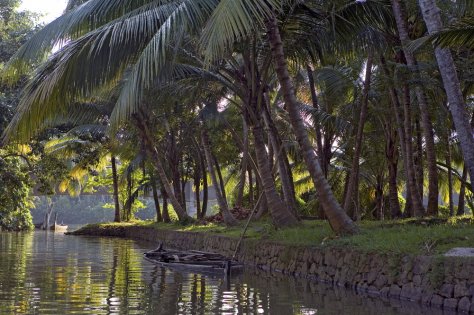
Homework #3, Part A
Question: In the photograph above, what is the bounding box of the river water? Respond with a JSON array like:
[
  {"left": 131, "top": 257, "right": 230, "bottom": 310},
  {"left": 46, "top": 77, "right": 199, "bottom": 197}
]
[{"left": 0, "top": 232, "right": 453, "bottom": 314}]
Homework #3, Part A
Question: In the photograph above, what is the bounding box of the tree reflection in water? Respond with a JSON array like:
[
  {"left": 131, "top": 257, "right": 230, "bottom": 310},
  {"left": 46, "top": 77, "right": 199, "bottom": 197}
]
[{"left": 0, "top": 232, "right": 454, "bottom": 315}]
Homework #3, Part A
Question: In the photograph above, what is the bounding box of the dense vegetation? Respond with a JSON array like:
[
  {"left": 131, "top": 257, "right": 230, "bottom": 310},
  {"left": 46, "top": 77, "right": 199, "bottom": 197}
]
[{"left": 0, "top": 0, "right": 473, "bottom": 234}]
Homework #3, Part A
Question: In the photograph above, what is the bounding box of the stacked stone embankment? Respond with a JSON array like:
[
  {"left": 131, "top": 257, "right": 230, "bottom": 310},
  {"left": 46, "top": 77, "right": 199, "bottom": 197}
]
[{"left": 72, "top": 225, "right": 474, "bottom": 313}]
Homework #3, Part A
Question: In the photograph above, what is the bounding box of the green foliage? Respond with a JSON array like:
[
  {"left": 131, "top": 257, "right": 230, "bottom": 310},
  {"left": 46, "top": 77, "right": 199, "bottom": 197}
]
[
  {"left": 31, "top": 195, "right": 157, "bottom": 225},
  {"left": 0, "top": 155, "right": 33, "bottom": 231}
]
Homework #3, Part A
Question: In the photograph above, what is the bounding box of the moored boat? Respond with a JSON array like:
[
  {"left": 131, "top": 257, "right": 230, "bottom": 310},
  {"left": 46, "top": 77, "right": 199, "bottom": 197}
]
[
  {"left": 144, "top": 244, "right": 243, "bottom": 275},
  {"left": 50, "top": 222, "right": 68, "bottom": 232}
]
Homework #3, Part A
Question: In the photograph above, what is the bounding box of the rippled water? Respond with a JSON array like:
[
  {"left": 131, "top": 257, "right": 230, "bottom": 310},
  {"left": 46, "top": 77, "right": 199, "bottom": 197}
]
[{"left": 0, "top": 232, "right": 453, "bottom": 314}]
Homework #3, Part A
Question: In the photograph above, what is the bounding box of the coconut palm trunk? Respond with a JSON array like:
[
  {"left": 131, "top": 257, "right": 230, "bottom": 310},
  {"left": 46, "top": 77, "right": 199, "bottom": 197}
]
[
  {"left": 262, "top": 97, "right": 298, "bottom": 217},
  {"left": 343, "top": 51, "right": 374, "bottom": 220},
  {"left": 200, "top": 151, "right": 209, "bottom": 218},
  {"left": 135, "top": 116, "right": 192, "bottom": 222},
  {"left": 266, "top": 16, "right": 358, "bottom": 234},
  {"left": 235, "top": 118, "right": 249, "bottom": 208},
  {"left": 457, "top": 166, "right": 468, "bottom": 216},
  {"left": 201, "top": 128, "right": 238, "bottom": 226},
  {"left": 380, "top": 56, "right": 420, "bottom": 217},
  {"left": 418, "top": 0, "right": 474, "bottom": 185},
  {"left": 251, "top": 117, "right": 298, "bottom": 227},
  {"left": 306, "top": 64, "right": 325, "bottom": 166},
  {"left": 161, "top": 187, "right": 171, "bottom": 223},
  {"left": 194, "top": 165, "right": 201, "bottom": 219},
  {"left": 414, "top": 120, "right": 424, "bottom": 198},
  {"left": 446, "top": 139, "right": 454, "bottom": 216},
  {"left": 402, "top": 85, "right": 425, "bottom": 217},
  {"left": 384, "top": 121, "right": 402, "bottom": 218},
  {"left": 151, "top": 174, "right": 162, "bottom": 222},
  {"left": 111, "top": 155, "right": 121, "bottom": 223},
  {"left": 392, "top": 0, "right": 438, "bottom": 216}
]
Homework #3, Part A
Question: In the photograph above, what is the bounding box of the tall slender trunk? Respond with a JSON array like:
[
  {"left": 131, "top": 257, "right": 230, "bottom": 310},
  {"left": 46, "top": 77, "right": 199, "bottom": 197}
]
[
  {"left": 403, "top": 85, "right": 425, "bottom": 217},
  {"left": 125, "top": 170, "right": 132, "bottom": 221},
  {"left": 414, "top": 119, "right": 424, "bottom": 199},
  {"left": 392, "top": 0, "right": 438, "bottom": 215},
  {"left": 381, "top": 56, "right": 417, "bottom": 217},
  {"left": 212, "top": 153, "right": 227, "bottom": 203},
  {"left": 161, "top": 187, "right": 170, "bottom": 223},
  {"left": 306, "top": 64, "right": 324, "bottom": 166},
  {"left": 375, "top": 174, "right": 385, "bottom": 220},
  {"left": 201, "top": 151, "right": 208, "bottom": 218},
  {"left": 445, "top": 137, "right": 454, "bottom": 216},
  {"left": 111, "top": 155, "right": 121, "bottom": 223},
  {"left": 266, "top": 16, "right": 358, "bottom": 234},
  {"left": 418, "top": 0, "right": 474, "bottom": 185},
  {"left": 262, "top": 97, "right": 298, "bottom": 217},
  {"left": 169, "top": 132, "right": 185, "bottom": 210},
  {"left": 248, "top": 166, "right": 254, "bottom": 207},
  {"left": 135, "top": 115, "right": 192, "bottom": 222},
  {"left": 151, "top": 174, "right": 162, "bottom": 222},
  {"left": 343, "top": 51, "right": 374, "bottom": 220},
  {"left": 181, "top": 172, "right": 187, "bottom": 212},
  {"left": 385, "top": 122, "right": 402, "bottom": 218},
  {"left": 201, "top": 128, "right": 238, "bottom": 226},
  {"left": 457, "top": 166, "right": 467, "bottom": 216},
  {"left": 235, "top": 118, "right": 249, "bottom": 208},
  {"left": 194, "top": 165, "right": 201, "bottom": 219},
  {"left": 251, "top": 120, "right": 298, "bottom": 227}
]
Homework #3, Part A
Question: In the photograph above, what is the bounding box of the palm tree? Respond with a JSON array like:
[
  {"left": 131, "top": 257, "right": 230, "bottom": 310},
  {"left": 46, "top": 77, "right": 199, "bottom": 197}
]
[
  {"left": 200, "top": 126, "right": 238, "bottom": 226},
  {"left": 391, "top": 0, "right": 437, "bottom": 217},
  {"left": 265, "top": 15, "right": 357, "bottom": 234},
  {"left": 417, "top": 0, "right": 474, "bottom": 185},
  {"left": 1, "top": 0, "right": 364, "bottom": 233}
]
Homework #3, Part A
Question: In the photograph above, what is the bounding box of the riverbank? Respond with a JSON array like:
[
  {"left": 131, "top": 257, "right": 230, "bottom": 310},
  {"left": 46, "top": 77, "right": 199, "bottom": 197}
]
[{"left": 70, "top": 218, "right": 474, "bottom": 313}]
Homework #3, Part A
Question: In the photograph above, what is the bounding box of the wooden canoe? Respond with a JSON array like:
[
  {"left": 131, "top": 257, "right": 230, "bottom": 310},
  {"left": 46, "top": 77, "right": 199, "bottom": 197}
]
[{"left": 144, "top": 245, "right": 243, "bottom": 274}]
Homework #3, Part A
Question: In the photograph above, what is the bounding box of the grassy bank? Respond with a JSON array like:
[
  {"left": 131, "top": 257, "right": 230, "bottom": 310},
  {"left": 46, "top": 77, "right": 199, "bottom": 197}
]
[{"left": 72, "top": 216, "right": 474, "bottom": 256}]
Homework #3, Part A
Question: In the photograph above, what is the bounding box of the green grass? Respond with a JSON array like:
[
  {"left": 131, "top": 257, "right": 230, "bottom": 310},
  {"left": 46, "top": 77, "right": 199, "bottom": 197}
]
[{"left": 74, "top": 216, "right": 474, "bottom": 256}]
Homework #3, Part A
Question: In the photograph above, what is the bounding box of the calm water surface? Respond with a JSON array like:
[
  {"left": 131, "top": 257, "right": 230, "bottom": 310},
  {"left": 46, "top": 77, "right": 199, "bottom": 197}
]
[{"left": 0, "top": 232, "right": 453, "bottom": 314}]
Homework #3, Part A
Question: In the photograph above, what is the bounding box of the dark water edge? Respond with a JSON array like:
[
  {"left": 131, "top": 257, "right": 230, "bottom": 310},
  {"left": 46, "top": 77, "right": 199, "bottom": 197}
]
[{"left": 0, "top": 231, "right": 459, "bottom": 314}]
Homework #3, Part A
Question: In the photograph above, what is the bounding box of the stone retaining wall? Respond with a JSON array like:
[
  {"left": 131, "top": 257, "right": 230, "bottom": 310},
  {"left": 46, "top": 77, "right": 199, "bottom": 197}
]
[{"left": 73, "top": 225, "right": 474, "bottom": 313}]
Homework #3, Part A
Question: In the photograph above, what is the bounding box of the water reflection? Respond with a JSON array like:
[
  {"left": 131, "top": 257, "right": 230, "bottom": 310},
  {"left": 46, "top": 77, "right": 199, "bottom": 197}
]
[{"left": 0, "top": 232, "right": 457, "bottom": 314}]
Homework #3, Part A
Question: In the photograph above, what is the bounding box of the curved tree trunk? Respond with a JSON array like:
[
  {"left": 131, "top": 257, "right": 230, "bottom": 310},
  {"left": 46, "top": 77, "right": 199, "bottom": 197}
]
[
  {"left": 135, "top": 115, "right": 192, "bottom": 222},
  {"left": 251, "top": 121, "right": 298, "bottom": 227},
  {"left": 418, "top": 0, "right": 474, "bottom": 186},
  {"left": 266, "top": 16, "right": 358, "bottom": 235},
  {"left": 262, "top": 97, "right": 298, "bottom": 217},
  {"left": 201, "top": 128, "right": 238, "bottom": 226},
  {"left": 392, "top": 0, "right": 438, "bottom": 216},
  {"left": 343, "top": 51, "right": 374, "bottom": 220},
  {"left": 111, "top": 155, "right": 121, "bottom": 223}
]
